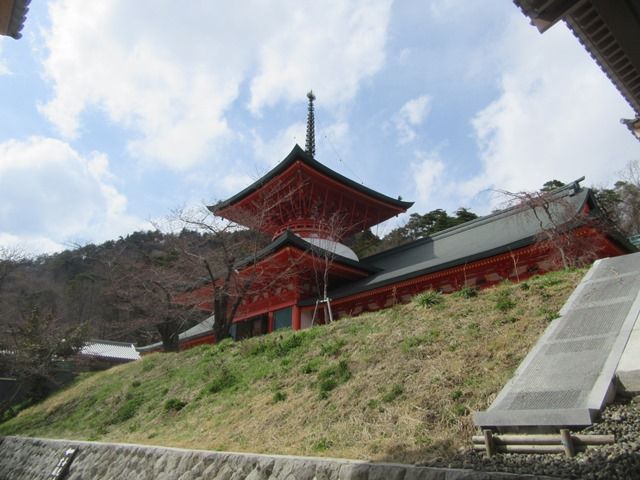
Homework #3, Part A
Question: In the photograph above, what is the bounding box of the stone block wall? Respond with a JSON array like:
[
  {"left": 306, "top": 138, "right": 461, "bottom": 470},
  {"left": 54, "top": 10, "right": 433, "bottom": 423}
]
[{"left": 0, "top": 436, "right": 556, "bottom": 480}]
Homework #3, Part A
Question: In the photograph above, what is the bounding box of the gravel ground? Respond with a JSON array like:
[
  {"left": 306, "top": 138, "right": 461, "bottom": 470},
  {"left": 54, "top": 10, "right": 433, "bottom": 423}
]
[{"left": 423, "top": 396, "right": 640, "bottom": 479}]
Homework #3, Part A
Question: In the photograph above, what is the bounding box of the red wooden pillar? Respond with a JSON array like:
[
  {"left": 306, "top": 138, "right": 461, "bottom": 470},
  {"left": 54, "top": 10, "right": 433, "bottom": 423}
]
[
  {"left": 267, "top": 311, "right": 274, "bottom": 333},
  {"left": 292, "top": 305, "right": 301, "bottom": 331}
]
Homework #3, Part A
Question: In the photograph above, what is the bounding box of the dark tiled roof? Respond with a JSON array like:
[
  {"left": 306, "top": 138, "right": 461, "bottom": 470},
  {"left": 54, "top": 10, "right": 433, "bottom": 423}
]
[
  {"left": 1, "top": 0, "right": 30, "bottom": 39},
  {"left": 209, "top": 144, "right": 413, "bottom": 213},
  {"left": 234, "top": 229, "right": 381, "bottom": 274},
  {"left": 305, "top": 180, "right": 627, "bottom": 304},
  {"left": 137, "top": 316, "right": 216, "bottom": 353}
]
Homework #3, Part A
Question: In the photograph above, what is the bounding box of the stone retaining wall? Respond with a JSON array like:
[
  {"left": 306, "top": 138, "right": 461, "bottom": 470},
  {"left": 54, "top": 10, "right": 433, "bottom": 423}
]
[{"left": 0, "top": 436, "right": 559, "bottom": 480}]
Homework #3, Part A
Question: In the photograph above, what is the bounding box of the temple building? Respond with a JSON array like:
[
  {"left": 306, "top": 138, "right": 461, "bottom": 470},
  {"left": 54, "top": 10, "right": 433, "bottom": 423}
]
[{"left": 139, "top": 93, "right": 634, "bottom": 353}]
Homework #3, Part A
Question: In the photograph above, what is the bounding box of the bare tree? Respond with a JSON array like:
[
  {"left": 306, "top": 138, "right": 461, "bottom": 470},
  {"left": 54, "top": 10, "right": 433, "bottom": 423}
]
[
  {"left": 0, "top": 307, "right": 87, "bottom": 418},
  {"left": 309, "top": 211, "right": 351, "bottom": 325},
  {"left": 103, "top": 231, "right": 204, "bottom": 352},
  {"left": 497, "top": 184, "right": 610, "bottom": 269},
  {"left": 173, "top": 206, "right": 300, "bottom": 343},
  {"left": 0, "top": 246, "right": 25, "bottom": 293},
  {"left": 609, "top": 160, "right": 640, "bottom": 236}
]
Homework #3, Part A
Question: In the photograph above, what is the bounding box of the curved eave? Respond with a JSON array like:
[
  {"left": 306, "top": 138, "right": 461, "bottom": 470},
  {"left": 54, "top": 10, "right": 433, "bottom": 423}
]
[
  {"left": 0, "top": 0, "right": 30, "bottom": 39},
  {"left": 234, "top": 230, "right": 381, "bottom": 275},
  {"left": 209, "top": 144, "right": 413, "bottom": 214},
  {"left": 564, "top": 1, "right": 640, "bottom": 117}
]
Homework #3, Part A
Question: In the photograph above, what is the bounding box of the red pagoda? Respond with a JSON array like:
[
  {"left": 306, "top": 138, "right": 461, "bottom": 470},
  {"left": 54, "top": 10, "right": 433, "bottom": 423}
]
[{"left": 201, "top": 92, "right": 413, "bottom": 339}]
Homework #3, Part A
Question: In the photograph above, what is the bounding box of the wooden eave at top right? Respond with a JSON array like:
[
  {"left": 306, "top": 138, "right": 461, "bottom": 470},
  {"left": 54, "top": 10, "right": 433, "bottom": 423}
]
[{"left": 515, "top": 0, "right": 640, "bottom": 116}]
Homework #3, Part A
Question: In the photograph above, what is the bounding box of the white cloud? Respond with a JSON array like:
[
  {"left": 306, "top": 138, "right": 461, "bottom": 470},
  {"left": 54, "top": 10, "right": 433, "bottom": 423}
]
[
  {"left": 0, "top": 137, "right": 148, "bottom": 254},
  {"left": 393, "top": 95, "right": 431, "bottom": 143},
  {"left": 248, "top": 1, "right": 392, "bottom": 114},
  {"left": 428, "top": 0, "right": 467, "bottom": 20},
  {"left": 0, "top": 233, "right": 65, "bottom": 256},
  {"left": 317, "top": 121, "right": 350, "bottom": 160},
  {"left": 220, "top": 173, "right": 255, "bottom": 194},
  {"left": 411, "top": 149, "right": 445, "bottom": 210},
  {"left": 253, "top": 122, "right": 307, "bottom": 168},
  {"left": 462, "top": 15, "right": 640, "bottom": 209},
  {"left": 39, "top": 0, "right": 392, "bottom": 170}
]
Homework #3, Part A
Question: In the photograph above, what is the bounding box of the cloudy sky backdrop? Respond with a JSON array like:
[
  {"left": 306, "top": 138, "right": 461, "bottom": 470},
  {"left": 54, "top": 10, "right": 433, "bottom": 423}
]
[{"left": 0, "top": 0, "right": 638, "bottom": 254}]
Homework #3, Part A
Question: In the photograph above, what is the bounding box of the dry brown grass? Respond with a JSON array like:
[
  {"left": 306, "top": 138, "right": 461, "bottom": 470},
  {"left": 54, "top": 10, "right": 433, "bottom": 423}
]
[{"left": 0, "top": 269, "right": 585, "bottom": 463}]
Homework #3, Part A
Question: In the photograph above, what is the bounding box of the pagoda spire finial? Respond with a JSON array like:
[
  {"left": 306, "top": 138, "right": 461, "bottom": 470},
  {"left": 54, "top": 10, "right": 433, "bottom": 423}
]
[{"left": 305, "top": 90, "right": 316, "bottom": 158}]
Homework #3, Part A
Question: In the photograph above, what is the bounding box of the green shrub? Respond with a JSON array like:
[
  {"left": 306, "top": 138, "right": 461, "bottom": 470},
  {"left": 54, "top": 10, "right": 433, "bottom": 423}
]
[
  {"left": 301, "top": 357, "right": 322, "bottom": 374},
  {"left": 277, "top": 334, "right": 304, "bottom": 356},
  {"left": 111, "top": 397, "right": 143, "bottom": 424},
  {"left": 317, "top": 359, "right": 351, "bottom": 398},
  {"left": 272, "top": 391, "right": 287, "bottom": 403},
  {"left": 452, "top": 404, "right": 469, "bottom": 416},
  {"left": 496, "top": 316, "right": 518, "bottom": 325},
  {"left": 414, "top": 290, "right": 444, "bottom": 308},
  {"left": 382, "top": 384, "right": 404, "bottom": 403},
  {"left": 454, "top": 286, "right": 478, "bottom": 298},
  {"left": 539, "top": 275, "right": 562, "bottom": 287},
  {"left": 539, "top": 308, "right": 559, "bottom": 322},
  {"left": 400, "top": 336, "right": 422, "bottom": 353},
  {"left": 495, "top": 290, "right": 515, "bottom": 312},
  {"left": 312, "top": 438, "right": 333, "bottom": 452},
  {"left": 465, "top": 322, "right": 481, "bottom": 338},
  {"left": 206, "top": 365, "right": 237, "bottom": 394},
  {"left": 249, "top": 333, "right": 306, "bottom": 358},
  {"left": 247, "top": 338, "right": 272, "bottom": 356},
  {"left": 450, "top": 390, "right": 463, "bottom": 401},
  {"left": 141, "top": 358, "right": 156, "bottom": 372},
  {"left": 1, "top": 407, "right": 16, "bottom": 423},
  {"left": 215, "top": 338, "right": 234, "bottom": 353},
  {"left": 401, "top": 330, "right": 441, "bottom": 353},
  {"left": 318, "top": 378, "right": 337, "bottom": 398},
  {"left": 164, "top": 398, "right": 187, "bottom": 412},
  {"left": 320, "top": 339, "right": 346, "bottom": 357}
]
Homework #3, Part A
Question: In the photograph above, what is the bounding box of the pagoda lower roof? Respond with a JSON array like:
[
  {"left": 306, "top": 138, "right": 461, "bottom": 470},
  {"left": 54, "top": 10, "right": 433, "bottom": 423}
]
[{"left": 235, "top": 230, "right": 381, "bottom": 275}]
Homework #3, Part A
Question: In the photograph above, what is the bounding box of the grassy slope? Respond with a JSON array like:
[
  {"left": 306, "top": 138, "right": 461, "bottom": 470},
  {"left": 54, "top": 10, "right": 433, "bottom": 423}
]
[{"left": 0, "top": 269, "right": 585, "bottom": 463}]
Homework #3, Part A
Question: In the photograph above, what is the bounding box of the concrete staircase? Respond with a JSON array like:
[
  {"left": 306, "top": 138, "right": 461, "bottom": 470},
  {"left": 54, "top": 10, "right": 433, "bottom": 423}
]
[{"left": 475, "top": 253, "right": 640, "bottom": 432}]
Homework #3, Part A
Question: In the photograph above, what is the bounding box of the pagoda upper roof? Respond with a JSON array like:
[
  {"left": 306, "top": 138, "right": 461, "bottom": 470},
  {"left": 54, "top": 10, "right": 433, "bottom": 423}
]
[
  {"left": 209, "top": 145, "right": 413, "bottom": 238},
  {"left": 212, "top": 145, "right": 413, "bottom": 213}
]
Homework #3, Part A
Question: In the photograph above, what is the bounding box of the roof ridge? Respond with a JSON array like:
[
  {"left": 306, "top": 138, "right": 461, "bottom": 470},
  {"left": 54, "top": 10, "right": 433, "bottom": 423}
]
[{"left": 86, "top": 339, "right": 136, "bottom": 347}]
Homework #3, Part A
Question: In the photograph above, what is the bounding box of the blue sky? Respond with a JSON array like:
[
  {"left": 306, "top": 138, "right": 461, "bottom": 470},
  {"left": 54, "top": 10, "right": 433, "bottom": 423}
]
[{"left": 0, "top": 0, "right": 638, "bottom": 254}]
